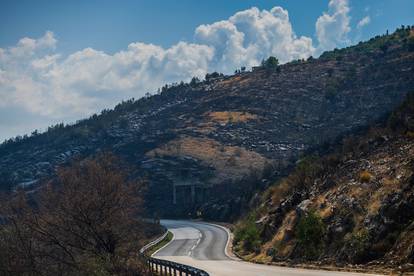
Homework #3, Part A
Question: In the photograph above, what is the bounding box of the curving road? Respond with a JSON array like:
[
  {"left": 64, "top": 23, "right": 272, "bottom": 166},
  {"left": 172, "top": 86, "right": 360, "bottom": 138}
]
[{"left": 154, "top": 220, "right": 383, "bottom": 276}]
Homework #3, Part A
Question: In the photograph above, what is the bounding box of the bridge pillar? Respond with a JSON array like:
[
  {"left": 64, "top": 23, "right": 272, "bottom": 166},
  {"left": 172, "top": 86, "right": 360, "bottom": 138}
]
[
  {"left": 191, "top": 185, "right": 195, "bottom": 203},
  {"left": 173, "top": 185, "right": 177, "bottom": 204}
]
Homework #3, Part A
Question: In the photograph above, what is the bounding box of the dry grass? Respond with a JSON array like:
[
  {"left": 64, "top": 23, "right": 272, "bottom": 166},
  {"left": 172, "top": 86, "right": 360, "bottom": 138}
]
[
  {"left": 315, "top": 195, "right": 334, "bottom": 219},
  {"left": 218, "top": 75, "right": 243, "bottom": 87},
  {"left": 269, "top": 179, "right": 292, "bottom": 206},
  {"left": 146, "top": 136, "right": 268, "bottom": 182},
  {"left": 348, "top": 186, "right": 367, "bottom": 199},
  {"left": 251, "top": 253, "right": 273, "bottom": 264},
  {"left": 368, "top": 195, "right": 382, "bottom": 215},
  {"left": 270, "top": 227, "right": 297, "bottom": 258},
  {"left": 206, "top": 111, "right": 258, "bottom": 124},
  {"left": 217, "top": 75, "right": 252, "bottom": 89},
  {"left": 319, "top": 205, "right": 334, "bottom": 219},
  {"left": 368, "top": 177, "right": 400, "bottom": 215},
  {"left": 359, "top": 170, "right": 373, "bottom": 183},
  {"left": 272, "top": 210, "right": 297, "bottom": 244}
]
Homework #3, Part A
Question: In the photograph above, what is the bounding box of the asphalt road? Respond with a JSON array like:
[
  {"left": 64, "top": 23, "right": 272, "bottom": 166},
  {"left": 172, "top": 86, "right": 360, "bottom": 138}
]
[{"left": 154, "top": 220, "right": 383, "bottom": 276}]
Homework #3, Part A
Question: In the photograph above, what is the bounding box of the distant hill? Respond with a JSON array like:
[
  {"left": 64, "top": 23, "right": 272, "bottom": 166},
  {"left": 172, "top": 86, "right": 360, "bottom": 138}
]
[{"left": 1, "top": 26, "right": 414, "bottom": 219}]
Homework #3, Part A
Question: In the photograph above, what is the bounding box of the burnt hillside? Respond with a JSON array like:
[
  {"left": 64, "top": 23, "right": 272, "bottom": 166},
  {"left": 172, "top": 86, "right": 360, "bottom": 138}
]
[
  {"left": 1, "top": 27, "right": 414, "bottom": 218},
  {"left": 233, "top": 90, "right": 414, "bottom": 273}
]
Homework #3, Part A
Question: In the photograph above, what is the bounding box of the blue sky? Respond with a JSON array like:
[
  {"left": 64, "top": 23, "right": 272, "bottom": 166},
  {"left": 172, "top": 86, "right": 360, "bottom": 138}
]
[
  {"left": 0, "top": 0, "right": 413, "bottom": 141},
  {"left": 2, "top": 0, "right": 413, "bottom": 54}
]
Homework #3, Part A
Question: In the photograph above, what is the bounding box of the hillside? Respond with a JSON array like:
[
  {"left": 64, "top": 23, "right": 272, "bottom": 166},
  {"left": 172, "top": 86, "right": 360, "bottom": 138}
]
[
  {"left": 1, "top": 26, "right": 414, "bottom": 218},
  {"left": 233, "top": 88, "right": 414, "bottom": 272}
]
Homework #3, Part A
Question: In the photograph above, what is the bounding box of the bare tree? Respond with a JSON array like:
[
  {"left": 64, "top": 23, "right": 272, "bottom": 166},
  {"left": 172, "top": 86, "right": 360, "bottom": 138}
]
[{"left": 0, "top": 153, "right": 155, "bottom": 276}]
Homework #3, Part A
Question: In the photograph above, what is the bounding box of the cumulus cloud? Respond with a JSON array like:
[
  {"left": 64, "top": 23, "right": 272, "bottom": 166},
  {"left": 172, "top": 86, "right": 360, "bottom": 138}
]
[
  {"left": 0, "top": 33, "right": 214, "bottom": 126},
  {"left": 316, "top": 0, "right": 351, "bottom": 52},
  {"left": 195, "top": 7, "right": 315, "bottom": 71},
  {"left": 357, "top": 16, "right": 371, "bottom": 29},
  {"left": 0, "top": 1, "right": 355, "bottom": 141}
]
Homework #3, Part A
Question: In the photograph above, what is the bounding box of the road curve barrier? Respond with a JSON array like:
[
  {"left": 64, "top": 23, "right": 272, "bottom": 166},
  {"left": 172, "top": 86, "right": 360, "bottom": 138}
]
[
  {"left": 146, "top": 257, "right": 209, "bottom": 276},
  {"left": 140, "top": 231, "right": 209, "bottom": 276}
]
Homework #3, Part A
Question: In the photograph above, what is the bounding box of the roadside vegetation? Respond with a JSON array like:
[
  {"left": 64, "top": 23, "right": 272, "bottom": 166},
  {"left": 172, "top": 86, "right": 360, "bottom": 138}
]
[
  {"left": 233, "top": 87, "right": 414, "bottom": 270},
  {"left": 234, "top": 213, "right": 261, "bottom": 254},
  {"left": 295, "top": 211, "right": 326, "bottom": 259},
  {"left": 0, "top": 153, "right": 162, "bottom": 276},
  {"left": 145, "top": 231, "right": 173, "bottom": 257}
]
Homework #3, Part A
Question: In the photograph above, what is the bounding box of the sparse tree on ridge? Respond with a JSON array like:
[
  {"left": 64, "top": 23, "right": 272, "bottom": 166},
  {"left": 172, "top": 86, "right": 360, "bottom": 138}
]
[{"left": 261, "top": 56, "right": 280, "bottom": 71}]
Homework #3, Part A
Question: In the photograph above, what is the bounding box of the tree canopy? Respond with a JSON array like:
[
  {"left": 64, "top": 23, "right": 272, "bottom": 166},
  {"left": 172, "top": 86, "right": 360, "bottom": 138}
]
[{"left": 261, "top": 56, "right": 279, "bottom": 70}]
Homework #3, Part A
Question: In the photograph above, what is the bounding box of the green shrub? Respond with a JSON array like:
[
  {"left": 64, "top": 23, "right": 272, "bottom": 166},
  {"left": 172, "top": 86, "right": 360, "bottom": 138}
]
[
  {"left": 344, "top": 228, "right": 370, "bottom": 263},
  {"left": 295, "top": 211, "right": 326, "bottom": 259},
  {"left": 234, "top": 215, "right": 261, "bottom": 253},
  {"left": 261, "top": 56, "right": 280, "bottom": 71},
  {"left": 350, "top": 229, "right": 369, "bottom": 252}
]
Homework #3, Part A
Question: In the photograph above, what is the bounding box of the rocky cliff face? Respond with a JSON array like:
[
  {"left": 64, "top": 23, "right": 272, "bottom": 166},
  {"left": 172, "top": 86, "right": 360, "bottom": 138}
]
[
  {"left": 1, "top": 27, "right": 414, "bottom": 219},
  {"left": 233, "top": 90, "right": 414, "bottom": 272}
]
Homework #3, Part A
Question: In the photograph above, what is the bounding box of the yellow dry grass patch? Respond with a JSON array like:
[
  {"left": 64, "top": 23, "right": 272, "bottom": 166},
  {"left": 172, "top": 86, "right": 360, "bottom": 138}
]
[
  {"left": 146, "top": 136, "right": 268, "bottom": 182},
  {"left": 272, "top": 210, "right": 297, "bottom": 245},
  {"left": 218, "top": 75, "right": 243, "bottom": 87},
  {"left": 359, "top": 170, "right": 373, "bottom": 183},
  {"left": 348, "top": 186, "right": 367, "bottom": 199},
  {"left": 217, "top": 75, "right": 252, "bottom": 89},
  {"left": 269, "top": 179, "right": 292, "bottom": 206},
  {"left": 242, "top": 252, "right": 258, "bottom": 261},
  {"left": 251, "top": 253, "right": 272, "bottom": 264},
  {"left": 319, "top": 204, "right": 334, "bottom": 219},
  {"left": 206, "top": 111, "right": 258, "bottom": 124},
  {"left": 314, "top": 194, "right": 334, "bottom": 219}
]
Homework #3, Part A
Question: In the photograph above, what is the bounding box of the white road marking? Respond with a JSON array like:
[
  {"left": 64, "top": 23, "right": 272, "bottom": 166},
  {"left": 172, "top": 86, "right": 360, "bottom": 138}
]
[
  {"left": 151, "top": 231, "right": 175, "bottom": 257},
  {"left": 188, "top": 231, "right": 202, "bottom": 256}
]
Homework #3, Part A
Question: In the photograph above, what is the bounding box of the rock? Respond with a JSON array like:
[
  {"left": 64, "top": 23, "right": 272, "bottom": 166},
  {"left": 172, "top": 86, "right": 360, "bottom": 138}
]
[{"left": 297, "top": 199, "right": 312, "bottom": 213}]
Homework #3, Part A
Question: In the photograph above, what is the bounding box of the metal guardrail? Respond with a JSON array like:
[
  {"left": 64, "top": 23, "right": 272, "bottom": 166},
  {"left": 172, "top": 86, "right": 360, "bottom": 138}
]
[
  {"left": 146, "top": 257, "right": 209, "bottom": 276},
  {"left": 140, "top": 231, "right": 209, "bottom": 276}
]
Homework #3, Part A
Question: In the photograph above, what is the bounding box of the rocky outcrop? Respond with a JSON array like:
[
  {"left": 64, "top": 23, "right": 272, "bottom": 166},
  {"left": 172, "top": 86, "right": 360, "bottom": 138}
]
[{"left": 234, "top": 88, "right": 414, "bottom": 271}]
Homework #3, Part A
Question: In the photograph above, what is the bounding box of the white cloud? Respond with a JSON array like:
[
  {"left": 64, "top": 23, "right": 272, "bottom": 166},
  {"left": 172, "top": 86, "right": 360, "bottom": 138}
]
[
  {"left": 316, "top": 0, "right": 351, "bottom": 52},
  {"left": 357, "top": 16, "right": 371, "bottom": 29},
  {"left": 0, "top": 1, "right": 356, "bottom": 141},
  {"left": 0, "top": 33, "right": 214, "bottom": 125},
  {"left": 195, "top": 7, "right": 315, "bottom": 71}
]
